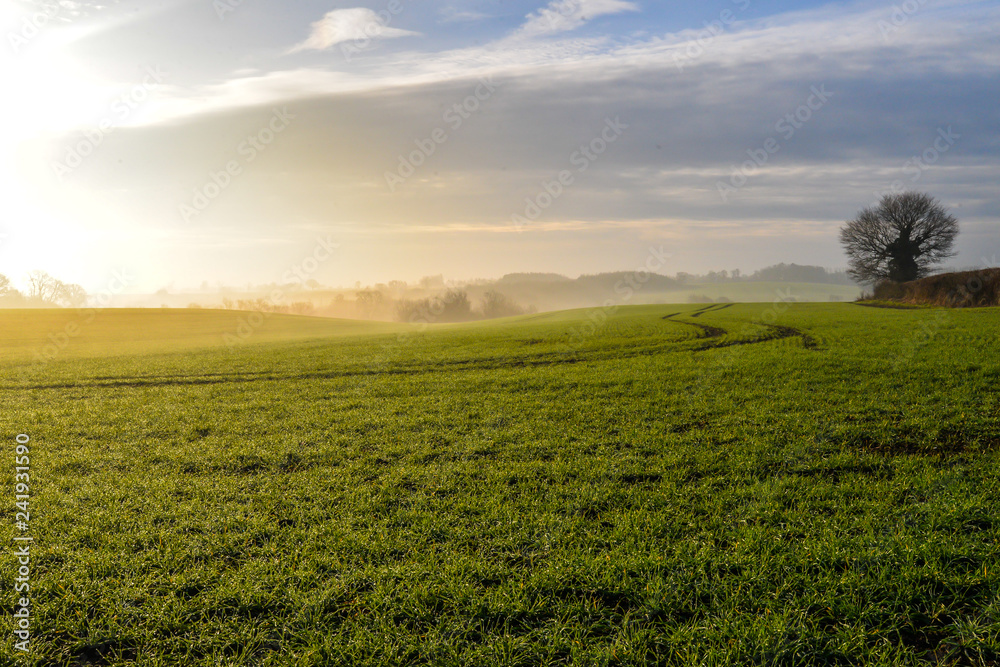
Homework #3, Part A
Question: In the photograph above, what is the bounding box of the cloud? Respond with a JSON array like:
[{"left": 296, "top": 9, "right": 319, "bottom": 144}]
[
  {"left": 515, "top": 0, "right": 639, "bottom": 38},
  {"left": 130, "top": 0, "right": 999, "bottom": 130},
  {"left": 47, "top": 0, "right": 1000, "bottom": 266},
  {"left": 287, "top": 8, "right": 419, "bottom": 54},
  {"left": 439, "top": 7, "right": 493, "bottom": 23}
]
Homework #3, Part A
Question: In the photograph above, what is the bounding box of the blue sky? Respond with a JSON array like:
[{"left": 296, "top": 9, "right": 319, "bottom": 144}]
[{"left": 1, "top": 0, "right": 998, "bottom": 292}]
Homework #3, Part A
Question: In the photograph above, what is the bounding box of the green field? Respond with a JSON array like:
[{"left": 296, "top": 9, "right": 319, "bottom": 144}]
[{"left": 2, "top": 303, "right": 999, "bottom": 666}]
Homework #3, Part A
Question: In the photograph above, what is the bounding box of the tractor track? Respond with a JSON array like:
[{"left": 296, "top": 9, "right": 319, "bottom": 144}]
[
  {"left": 661, "top": 313, "right": 726, "bottom": 339},
  {"left": 689, "top": 303, "right": 734, "bottom": 318},
  {"left": 9, "top": 313, "right": 819, "bottom": 392},
  {"left": 663, "top": 311, "right": 819, "bottom": 351}
]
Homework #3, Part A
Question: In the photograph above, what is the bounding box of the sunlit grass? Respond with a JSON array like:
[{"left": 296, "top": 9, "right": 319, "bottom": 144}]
[{"left": 1, "top": 303, "right": 999, "bottom": 665}]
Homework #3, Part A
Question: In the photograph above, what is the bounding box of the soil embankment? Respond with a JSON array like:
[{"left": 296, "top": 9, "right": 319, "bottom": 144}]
[{"left": 873, "top": 268, "right": 1000, "bottom": 307}]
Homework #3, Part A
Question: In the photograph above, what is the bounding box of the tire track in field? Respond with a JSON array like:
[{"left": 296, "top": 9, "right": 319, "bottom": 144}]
[
  {"left": 693, "top": 324, "right": 819, "bottom": 351},
  {"left": 689, "top": 303, "right": 734, "bottom": 318},
  {"left": 662, "top": 311, "right": 818, "bottom": 351},
  {"left": 7, "top": 342, "right": 691, "bottom": 391},
  {"left": 10, "top": 314, "right": 818, "bottom": 391},
  {"left": 661, "top": 313, "right": 726, "bottom": 340}
]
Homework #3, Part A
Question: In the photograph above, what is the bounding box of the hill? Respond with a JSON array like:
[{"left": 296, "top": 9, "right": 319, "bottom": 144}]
[{"left": 0, "top": 308, "right": 402, "bottom": 366}]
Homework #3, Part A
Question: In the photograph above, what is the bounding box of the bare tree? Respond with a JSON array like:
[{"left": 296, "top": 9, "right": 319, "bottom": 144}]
[
  {"left": 25, "top": 271, "right": 87, "bottom": 306},
  {"left": 355, "top": 290, "right": 385, "bottom": 317},
  {"left": 840, "top": 192, "right": 958, "bottom": 285},
  {"left": 27, "top": 271, "right": 61, "bottom": 303},
  {"left": 0, "top": 274, "right": 26, "bottom": 305},
  {"left": 439, "top": 289, "right": 472, "bottom": 321},
  {"left": 54, "top": 282, "right": 87, "bottom": 308}
]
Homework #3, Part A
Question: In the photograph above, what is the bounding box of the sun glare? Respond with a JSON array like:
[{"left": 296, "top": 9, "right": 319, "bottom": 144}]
[{"left": 0, "top": 7, "right": 130, "bottom": 290}]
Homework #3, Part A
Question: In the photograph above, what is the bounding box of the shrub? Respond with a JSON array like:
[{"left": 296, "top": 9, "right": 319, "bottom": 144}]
[
  {"left": 480, "top": 291, "right": 526, "bottom": 319},
  {"left": 873, "top": 269, "right": 1000, "bottom": 307}
]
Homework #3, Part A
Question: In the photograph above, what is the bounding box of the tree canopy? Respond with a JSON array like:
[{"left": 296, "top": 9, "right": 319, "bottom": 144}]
[{"left": 840, "top": 192, "right": 958, "bottom": 285}]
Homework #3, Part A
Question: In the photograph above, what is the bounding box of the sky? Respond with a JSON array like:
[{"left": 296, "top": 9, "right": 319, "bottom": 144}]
[{"left": 1, "top": 0, "right": 998, "bottom": 294}]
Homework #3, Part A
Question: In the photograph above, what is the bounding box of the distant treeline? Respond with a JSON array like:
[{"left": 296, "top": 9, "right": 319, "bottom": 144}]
[
  {"left": 177, "top": 262, "right": 858, "bottom": 322},
  {"left": 1, "top": 262, "right": 855, "bottom": 319},
  {"left": 209, "top": 289, "right": 534, "bottom": 324},
  {"left": 487, "top": 263, "right": 853, "bottom": 289},
  {"left": 677, "top": 263, "right": 855, "bottom": 285},
  {"left": 0, "top": 271, "right": 87, "bottom": 308}
]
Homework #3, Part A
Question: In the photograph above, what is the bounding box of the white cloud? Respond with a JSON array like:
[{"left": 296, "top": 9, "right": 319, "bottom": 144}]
[
  {"left": 287, "top": 8, "right": 419, "bottom": 54},
  {"left": 515, "top": 0, "right": 639, "bottom": 38},
  {"left": 96, "top": 2, "right": 999, "bottom": 130},
  {"left": 439, "top": 7, "right": 493, "bottom": 23}
]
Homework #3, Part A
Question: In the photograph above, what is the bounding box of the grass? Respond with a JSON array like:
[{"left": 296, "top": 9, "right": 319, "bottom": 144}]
[
  {"left": 0, "top": 309, "right": 398, "bottom": 366},
  {"left": 1, "top": 303, "right": 999, "bottom": 666},
  {"left": 854, "top": 301, "right": 931, "bottom": 310}
]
